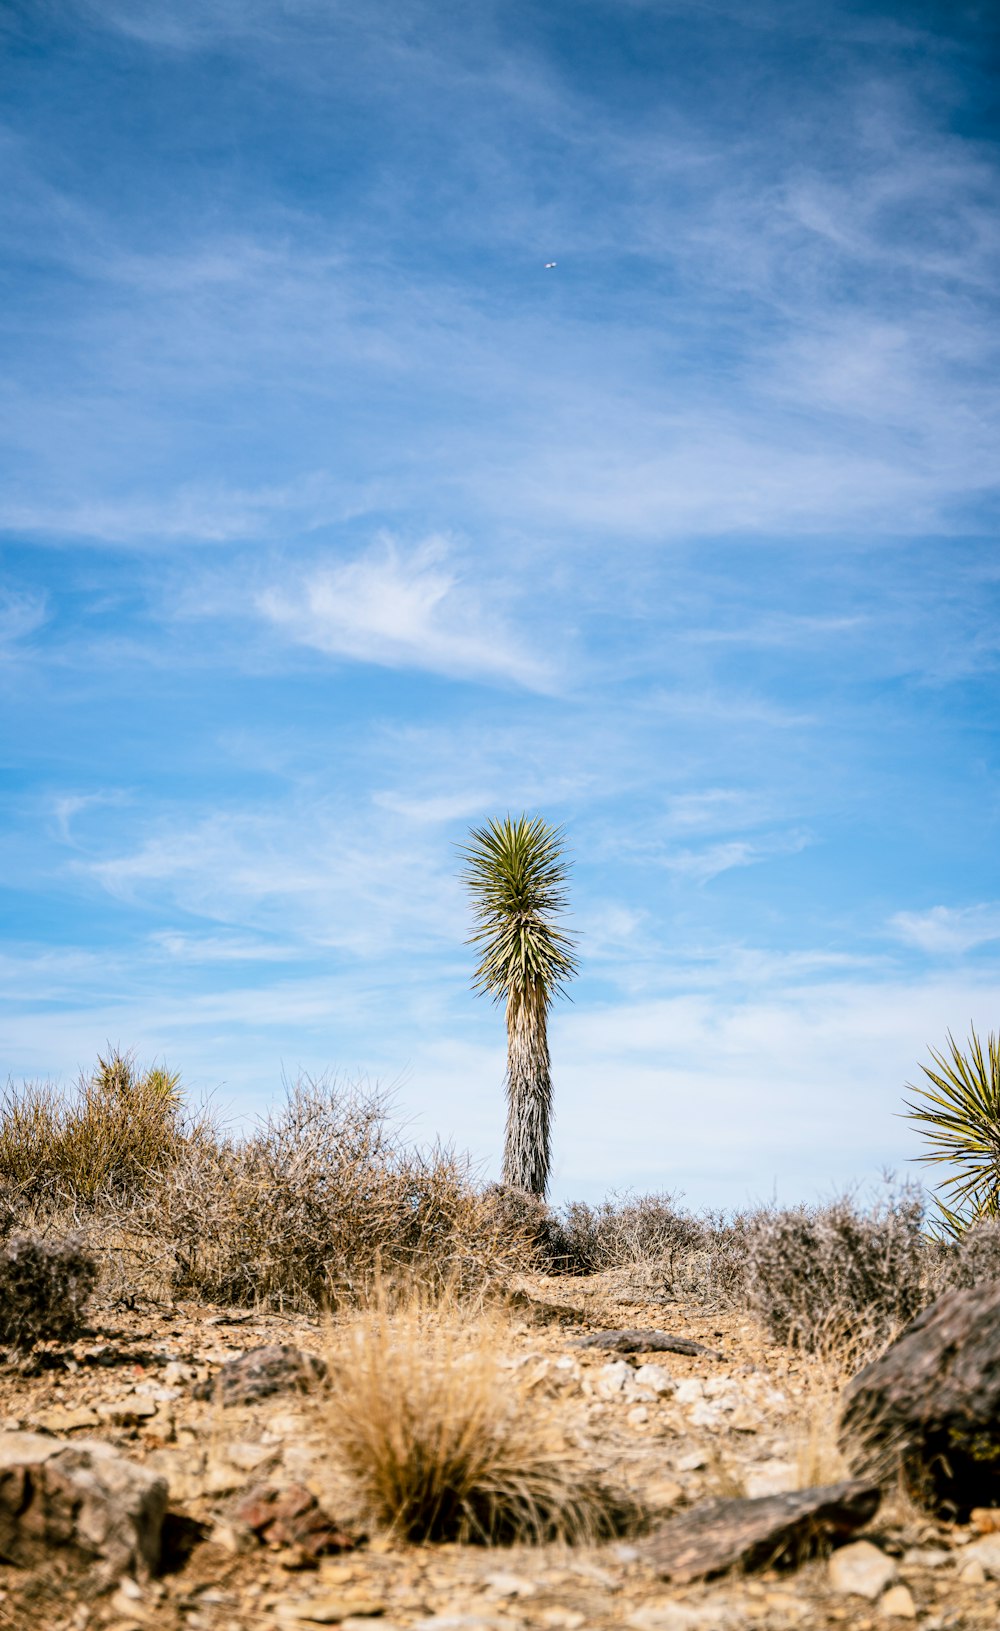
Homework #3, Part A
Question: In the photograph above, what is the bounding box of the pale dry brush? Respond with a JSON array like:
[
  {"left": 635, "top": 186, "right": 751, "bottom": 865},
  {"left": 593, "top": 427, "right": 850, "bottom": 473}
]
[{"left": 322, "top": 1293, "right": 641, "bottom": 1544}]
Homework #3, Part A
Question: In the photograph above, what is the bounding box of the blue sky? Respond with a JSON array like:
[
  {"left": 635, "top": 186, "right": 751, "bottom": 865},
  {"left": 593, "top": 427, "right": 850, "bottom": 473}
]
[{"left": 2, "top": 0, "right": 999, "bottom": 1209}]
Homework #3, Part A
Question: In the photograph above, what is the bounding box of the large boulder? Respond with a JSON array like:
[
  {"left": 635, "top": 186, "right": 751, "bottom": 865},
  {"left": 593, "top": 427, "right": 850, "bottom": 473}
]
[
  {"left": 839, "top": 1279, "right": 1000, "bottom": 1515},
  {"left": 0, "top": 1431, "right": 168, "bottom": 1582}
]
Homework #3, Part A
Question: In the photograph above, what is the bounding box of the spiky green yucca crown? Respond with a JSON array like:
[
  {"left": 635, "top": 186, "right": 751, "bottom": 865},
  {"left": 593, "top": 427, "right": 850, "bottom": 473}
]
[
  {"left": 904, "top": 1025, "right": 1000, "bottom": 1236},
  {"left": 459, "top": 815, "right": 578, "bottom": 1004}
]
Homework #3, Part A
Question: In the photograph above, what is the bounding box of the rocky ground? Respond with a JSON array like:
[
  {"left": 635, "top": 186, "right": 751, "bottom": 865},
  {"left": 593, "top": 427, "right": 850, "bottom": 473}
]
[{"left": 0, "top": 1273, "right": 996, "bottom": 1631}]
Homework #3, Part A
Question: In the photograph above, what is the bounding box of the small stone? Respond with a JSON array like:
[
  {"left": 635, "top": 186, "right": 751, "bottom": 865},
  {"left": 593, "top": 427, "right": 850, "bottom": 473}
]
[
  {"left": 958, "top": 1557, "right": 987, "bottom": 1584},
  {"left": 627, "top": 1596, "right": 741, "bottom": 1630},
  {"left": 537, "top": 1612, "right": 585, "bottom": 1630},
  {"left": 674, "top": 1451, "right": 707, "bottom": 1473},
  {"left": 633, "top": 1365, "right": 673, "bottom": 1396},
  {"left": 227, "top": 1441, "right": 277, "bottom": 1472},
  {"left": 744, "top": 1461, "right": 796, "bottom": 1498},
  {"left": 901, "top": 1547, "right": 950, "bottom": 1569},
  {"left": 483, "top": 1573, "right": 536, "bottom": 1597},
  {"left": 277, "top": 1598, "right": 385, "bottom": 1624},
  {"left": 879, "top": 1585, "right": 916, "bottom": 1619},
  {"left": 627, "top": 1405, "right": 650, "bottom": 1426},
  {"left": 97, "top": 1396, "right": 158, "bottom": 1427},
  {"left": 595, "top": 1360, "right": 632, "bottom": 1397},
  {"left": 33, "top": 1405, "right": 100, "bottom": 1433},
  {"left": 646, "top": 1478, "right": 684, "bottom": 1509},
  {"left": 210, "top": 1519, "right": 256, "bottom": 1554},
  {"left": 961, "top": 1533, "right": 1000, "bottom": 1577},
  {"left": 673, "top": 1380, "right": 705, "bottom": 1406},
  {"left": 971, "top": 1506, "right": 1000, "bottom": 1533},
  {"left": 828, "top": 1541, "right": 898, "bottom": 1600},
  {"left": 235, "top": 1483, "right": 355, "bottom": 1558},
  {"left": 162, "top": 1361, "right": 196, "bottom": 1386}
]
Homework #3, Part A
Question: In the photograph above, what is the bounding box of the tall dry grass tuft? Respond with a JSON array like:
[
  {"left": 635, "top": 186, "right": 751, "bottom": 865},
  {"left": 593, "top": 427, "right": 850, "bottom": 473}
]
[
  {"left": 0, "top": 1049, "right": 189, "bottom": 1207},
  {"left": 323, "top": 1295, "right": 640, "bottom": 1544}
]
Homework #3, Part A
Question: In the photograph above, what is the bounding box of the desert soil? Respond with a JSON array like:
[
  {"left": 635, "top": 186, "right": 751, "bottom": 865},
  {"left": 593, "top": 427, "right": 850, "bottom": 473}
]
[{"left": 0, "top": 1273, "right": 993, "bottom": 1631}]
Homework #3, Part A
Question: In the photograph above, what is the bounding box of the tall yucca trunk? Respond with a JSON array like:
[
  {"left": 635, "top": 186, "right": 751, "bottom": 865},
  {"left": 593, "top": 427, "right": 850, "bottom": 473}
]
[{"left": 502, "top": 984, "right": 552, "bottom": 1196}]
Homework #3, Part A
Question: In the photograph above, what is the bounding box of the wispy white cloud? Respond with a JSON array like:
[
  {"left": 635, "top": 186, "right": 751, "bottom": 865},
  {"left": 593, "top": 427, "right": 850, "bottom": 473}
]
[
  {"left": 0, "top": 588, "right": 47, "bottom": 654},
  {"left": 257, "top": 537, "right": 555, "bottom": 691},
  {"left": 890, "top": 903, "right": 1000, "bottom": 956},
  {"left": 661, "top": 831, "right": 811, "bottom": 883}
]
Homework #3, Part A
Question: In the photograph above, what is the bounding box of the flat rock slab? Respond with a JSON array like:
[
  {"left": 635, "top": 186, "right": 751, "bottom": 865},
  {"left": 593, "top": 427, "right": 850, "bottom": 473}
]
[
  {"left": 839, "top": 1280, "right": 1000, "bottom": 1515},
  {"left": 194, "top": 1344, "right": 327, "bottom": 1406},
  {"left": 640, "top": 1480, "right": 881, "bottom": 1583},
  {"left": 0, "top": 1430, "right": 168, "bottom": 1581},
  {"left": 574, "top": 1330, "right": 724, "bottom": 1359}
]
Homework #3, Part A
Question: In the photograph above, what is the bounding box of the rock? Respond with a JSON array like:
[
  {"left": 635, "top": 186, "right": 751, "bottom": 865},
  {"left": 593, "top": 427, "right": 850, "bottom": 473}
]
[
  {"left": 627, "top": 1405, "right": 649, "bottom": 1426},
  {"left": 958, "top": 1556, "right": 987, "bottom": 1584},
  {"left": 627, "top": 1596, "right": 742, "bottom": 1630},
  {"left": 640, "top": 1480, "right": 881, "bottom": 1583},
  {"left": 744, "top": 1460, "right": 797, "bottom": 1498},
  {"left": 971, "top": 1506, "right": 1000, "bottom": 1533},
  {"left": 961, "top": 1533, "right": 1000, "bottom": 1578},
  {"left": 633, "top": 1365, "right": 673, "bottom": 1396},
  {"left": 839, "top": 1280, "right": 1000, "bottom": 1515},
  {"left": 483, "top": 1573, "right": 536, "bottom": 1598},
  {"left": 277, "top": 1596, "right": 386, "bottom": 1623},
  {"left": 673, "top": 1380, "right": 705, "bottom": 1406},
  {"left": 828, "top": 1540, "right": 898, "bottom": 1599},
  {"left": 33, "top": 1405, "right": 100, "bottom": 1433},
  {"left": 901, "top": 1546, "right": 950, "bottom": 1569},
  {"left": 879, "top": 1584, "right": 917, "bottom": 1619},
  {"left": 595, "top": 1361, "right": 632, "bottom": 1397},
  {"left": 97, "top": 1396, "right": 159, "bottom": 1427},
  {"left": 234, "top": 1483, "right": 355, "bottom": 1557},
  {"left": 574, "top": 1330, "right": 724, "bottom": 1359},
  {"left": 194, "top": 1344, "right": 327, "bottom": 1406},
  {"left": 0, "top": 1430, "right": 168, "bottom": 1581},
  {"left": 674, "top": 1451, "right": 707, "bottom": 1473}
]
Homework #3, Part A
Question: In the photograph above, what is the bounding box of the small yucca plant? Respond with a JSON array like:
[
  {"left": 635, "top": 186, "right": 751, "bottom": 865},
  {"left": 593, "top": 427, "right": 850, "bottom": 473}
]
[
  {"left": 904, "top": 1026, "right": 1000, "bottom": 1237},
  {"left": 459, "top": 815, "right": 578, "bottom": 1198}
]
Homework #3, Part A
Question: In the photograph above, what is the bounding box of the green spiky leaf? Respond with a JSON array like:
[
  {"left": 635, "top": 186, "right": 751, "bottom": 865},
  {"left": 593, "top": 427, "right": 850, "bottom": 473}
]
[
  {"left": 458, "top": 814, "right": 578, "bottom": 1005},
  {"left": 904, "top": 1026, "right": 1000, "bottom": 1236}
]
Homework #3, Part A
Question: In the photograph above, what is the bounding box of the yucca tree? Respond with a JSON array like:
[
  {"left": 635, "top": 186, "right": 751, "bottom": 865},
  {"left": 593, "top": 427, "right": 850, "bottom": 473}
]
[
  {"left": 904, "top": 1026, "right": 1000, "bottom": 1237},
  {"left": 459, "top": 815, "right": 578, "bottom": 1197}
]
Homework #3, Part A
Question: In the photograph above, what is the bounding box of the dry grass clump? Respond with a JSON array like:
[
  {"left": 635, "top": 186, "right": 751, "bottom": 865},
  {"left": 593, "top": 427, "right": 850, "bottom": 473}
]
[
  {"left": 145, "top": 1078, "right": 536, "bottom": 1311},
  {"left": 745, "top": 1186, "right": 933, "bottom": 1354},
  {"left": 0, "top": 1050, "right": 189, "bottom": 1207},
  {"left": 0, "top": 1234, "right": 97, "bottom": 1350},
  {"left": 324, "top": 1296, "right": 640, "bottom": 1544}
]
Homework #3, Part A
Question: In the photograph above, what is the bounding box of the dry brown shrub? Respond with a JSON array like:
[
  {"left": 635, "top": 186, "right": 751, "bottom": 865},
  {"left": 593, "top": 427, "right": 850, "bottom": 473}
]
[
  {"left": 323, "top": 1294, "right": 640, "bottom": 1543},
  {"left": 143, "top": 1077, "right": 536, "bottom": 1311},
  {"left": 745, "top": 1186, "right": 935, "bottom": 1354}
]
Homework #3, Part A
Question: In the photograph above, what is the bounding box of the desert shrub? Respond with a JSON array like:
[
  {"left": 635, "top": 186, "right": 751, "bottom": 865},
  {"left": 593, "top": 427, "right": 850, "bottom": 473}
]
[
  {"left": 0, "top": 1050, "right": 187, "bottom": 1207},
  {"left": 553, "top": 1191, "right": 707, "bottom": 1276},
  {"left": 146, "top": 1078, "right": 534, "bottom": 1311},
  {"left": 324, "top": 1297, "right": 640, "bottom": 1543},
  {"left": 746, "top": 1186, "right": 933, "bottom": 1353},
  {"left": 0, "top": 1234, "right": 97, "bottom": 1350},
  {"left": 480, "top": 1184, "right": 578, "bottom": 1270},
  {"left": 945, "top": 1216, "right": 1000, "bottom": 1289}
]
